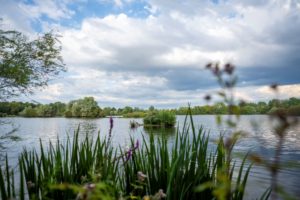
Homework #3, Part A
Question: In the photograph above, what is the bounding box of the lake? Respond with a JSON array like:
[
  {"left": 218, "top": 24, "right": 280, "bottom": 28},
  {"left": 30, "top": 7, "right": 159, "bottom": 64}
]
[{"left": 1, "top": 115, "right": 300, "bottom": 199}]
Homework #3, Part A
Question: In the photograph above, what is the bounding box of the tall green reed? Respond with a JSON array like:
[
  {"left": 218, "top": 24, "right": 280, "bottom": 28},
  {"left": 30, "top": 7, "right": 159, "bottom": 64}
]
[
  {"left": 18, "top": 128, "right": 119, "bottom": 199},
  {"left": 1, "top": 111, "right": 259, "bottom": 200},
  {"left": 121, "top": 108, "right": 252, "bottom": 200}
]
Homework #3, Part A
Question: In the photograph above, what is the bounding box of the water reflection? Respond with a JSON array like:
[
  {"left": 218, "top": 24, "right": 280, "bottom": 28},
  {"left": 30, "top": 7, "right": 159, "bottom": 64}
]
[
  {"left": 79, "top": 121, "right": 98, "bottom": 134},
  {"left": 143, "top": 126, "right": 176, "bottom": 139}
]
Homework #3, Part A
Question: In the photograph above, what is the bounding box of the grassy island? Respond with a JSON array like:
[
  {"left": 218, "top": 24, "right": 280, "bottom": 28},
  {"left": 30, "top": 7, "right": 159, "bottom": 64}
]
[{"left": 143, "top": 111, "right": 176, "bottom": 128}]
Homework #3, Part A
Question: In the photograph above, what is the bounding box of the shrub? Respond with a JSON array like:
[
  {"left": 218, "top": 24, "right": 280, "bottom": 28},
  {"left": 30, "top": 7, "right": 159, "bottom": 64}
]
[
  {"left": 123, "top": 111, "right": 146, "bottom": 118},
  {"left": 143, "top": 111, "right": 176, "bottom": 128}
]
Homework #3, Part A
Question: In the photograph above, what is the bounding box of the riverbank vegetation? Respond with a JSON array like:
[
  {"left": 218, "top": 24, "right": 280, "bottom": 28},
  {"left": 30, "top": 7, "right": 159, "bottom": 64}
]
[
  {"left": 0, "top": 97, "right": 300, "bottom": 118},
  {"left": 0, "top": 111, "right": 260, "bottom": 200}
]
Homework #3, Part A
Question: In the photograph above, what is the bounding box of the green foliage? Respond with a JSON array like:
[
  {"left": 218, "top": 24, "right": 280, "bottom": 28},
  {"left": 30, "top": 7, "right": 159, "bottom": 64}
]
[
  {"left": 0, "top": 26, "right": 65, "bottom": 100},
  {"left": 143, "top": 111, "right": 176, "bottom": 128},
  {"left": 286, "top": 105, "right": 300, "bottom": 116},
  {"left": 0, "top": 101, "right": 35, "bottom": 116},
  {"left": 123, "top": 111, "right": 146, "bottom": 118},
  {"left": 65, "top": 97, "right": 100, "bottom": 118},
  {"left": 268, "top": 105, "right": 300, "bottom": 116},
  {"left": 122, "top": 106, "right": 134, "bottom": 114},
  {"left": 19, "top": 106, "right": 37, "bottom": 117}
]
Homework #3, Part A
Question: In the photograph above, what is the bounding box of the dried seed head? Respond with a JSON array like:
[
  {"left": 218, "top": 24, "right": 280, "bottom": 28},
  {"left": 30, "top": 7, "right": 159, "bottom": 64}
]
[
  {"left": 84, "top": 183, "right": 96, "bottom": 191},
  {"left": 213, "top": 64, "right": 220, "bottom": 76},
  {"left": 270, "top": 83, "right": 278, "bottom": 91},
  {"left": 204, "top": 94, "right": 211, "bottom": 101},
  {"left": 27, "top": 181, "right": 35, "bottom": 189},
  {"left": 224, "top": 63, "right": 235, "bottom": 75},
  {"left": 205, "top": 63, "right": 212, "bottom": 69},
  {"left": 158, "top": 189, "right": 167, "bottom": 198},
  {"left": 239, "top": 100, "right": 246, "bottom": 107},
  {"left": 137, "top": 171, "right": 147, "bottom": 182}
]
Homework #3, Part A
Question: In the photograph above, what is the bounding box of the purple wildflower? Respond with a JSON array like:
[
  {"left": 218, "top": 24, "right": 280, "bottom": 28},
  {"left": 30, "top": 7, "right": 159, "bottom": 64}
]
[
  {"left": 125, "top": 149, "right": 132, "bottom": 162},
  {"left": 135, "top": 139, "right": 139, "bottom": 149},
  {"left": 124, "top": 139, "right": 140, "bottom": 163},
  {"left": 109, "top": 116, "right": 114, "bottom": 129},
  {"left": 108, "top": 116, "right": 114, "bottom": 142}
]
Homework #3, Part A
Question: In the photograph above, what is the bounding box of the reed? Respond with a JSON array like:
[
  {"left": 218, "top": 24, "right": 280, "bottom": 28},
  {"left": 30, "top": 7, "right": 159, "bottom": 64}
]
[
  {"left": 120, "top": 109, "right": 253, "bottom": 200},
  {"left": 0, "top": 111, "right": 263, "bottom": 200}
]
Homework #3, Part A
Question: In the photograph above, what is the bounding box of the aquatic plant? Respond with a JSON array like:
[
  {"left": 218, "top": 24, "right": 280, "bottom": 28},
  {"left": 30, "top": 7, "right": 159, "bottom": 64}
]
[
  {"left": 129, "top": 120, "right": 140, "bottom": 129},
  {"left": 121, "top": 107, "right": 254, "bottom": 200},
  {"left": 0, "top": 109, "right": 256, "bottom": 200}
]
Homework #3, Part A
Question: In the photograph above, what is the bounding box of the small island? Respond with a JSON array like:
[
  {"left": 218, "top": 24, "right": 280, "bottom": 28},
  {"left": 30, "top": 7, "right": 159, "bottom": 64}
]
[{"left": 143, "top": 111, "right": 176, "bottom": 128}]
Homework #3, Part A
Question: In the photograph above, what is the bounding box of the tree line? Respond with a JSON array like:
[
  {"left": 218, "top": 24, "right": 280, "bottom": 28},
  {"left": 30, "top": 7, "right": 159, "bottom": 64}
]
[
  {"left": 0, "top": 97, "right": 146, "bottom": 118},
  {"left": 174, "top": 97, "right": 300, "bottom": 115},
  {"left": 0, "top": 97, "right": 299, "bottom": 118}
]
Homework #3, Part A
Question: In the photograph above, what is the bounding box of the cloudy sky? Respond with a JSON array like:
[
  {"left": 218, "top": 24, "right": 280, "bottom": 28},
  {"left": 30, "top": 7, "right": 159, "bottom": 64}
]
[{"left": 1, "top": 0, "right": 300, "bottom": 108}]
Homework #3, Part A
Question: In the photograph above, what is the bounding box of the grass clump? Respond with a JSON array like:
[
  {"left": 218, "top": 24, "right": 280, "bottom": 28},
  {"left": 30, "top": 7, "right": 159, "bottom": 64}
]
[{"left": 143, "top": 111, "right": 176, "bottom": 128}]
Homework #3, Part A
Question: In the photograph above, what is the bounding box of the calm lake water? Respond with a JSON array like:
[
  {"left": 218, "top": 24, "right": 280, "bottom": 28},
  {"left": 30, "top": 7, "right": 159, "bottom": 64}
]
[{"left": 1, "top": 115, "right": 300, "bottom": 199}]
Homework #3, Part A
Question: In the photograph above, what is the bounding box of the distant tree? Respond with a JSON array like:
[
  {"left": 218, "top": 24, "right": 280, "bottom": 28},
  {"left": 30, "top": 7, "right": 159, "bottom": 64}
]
[
  {"left": 240, "top": 105, "right": 256, "bottom": 114},
  {"left": 149, "top": 105, "right": 155, "bottom": 112},
  {"left": 133, "top": 107, "right": 140, "bottom": 112},
  {"left": 122, "top": 106, "right": 133, "bottom": 114},
  {"left": 212, "top": 102, "right": 227, "bottom": 114},
  {"left": 19, "top": 106, "right": 37, "bottom": 117},
  {"left": 36, "top": 104, "right": 54, "bottom": 117},
  {"left": 0, "top": 25, "right": 65, "bottom": 100},
  {"left": 255, "top": 102, "right": 268, "bottom": 114},
  {"left": 51, "top": 102, "right": 66, "bottom": 116},
  {"left": 65, "top": 97, "right": 100, "bottom": 118}
]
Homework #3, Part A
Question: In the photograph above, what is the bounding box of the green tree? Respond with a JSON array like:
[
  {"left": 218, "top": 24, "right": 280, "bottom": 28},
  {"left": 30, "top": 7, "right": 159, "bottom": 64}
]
[
  {"left": 149, "top": 105, "right": 155, "bottom": 112},
  {"left": 19, "top": 106, "right": 37, "bottom": 117},
  {"left": 122, "top": 106, "right": 133, "bottom": 114},
  {"left": 36, "top": 104, "right": 55, "bottom": 117},
  {"left": 240, "top": 105, "right": 256, "bottom": 114},
  {"left": 65, "top": 97, "right": 100, "bottom": 118},
  {"left": 51, "top": 102, "right": 66, "bottom": 116},
  {"left": 0, "top": 26, "right": 65, "bottom": 100}
]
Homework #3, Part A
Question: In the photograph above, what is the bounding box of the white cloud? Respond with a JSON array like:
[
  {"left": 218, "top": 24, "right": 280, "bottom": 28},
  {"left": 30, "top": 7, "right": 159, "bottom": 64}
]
[
  {"left": 20, "top": 0, "right": 75, "bottom": 20},
  {"left": 256, "top": 84, "right": 300, "bottom": 99},
  {"left": 0, "top": 1, "right": 34, "bottom": 34},
  {"left": 2, "top": 0, "right": 300, "bottom": 107}
]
